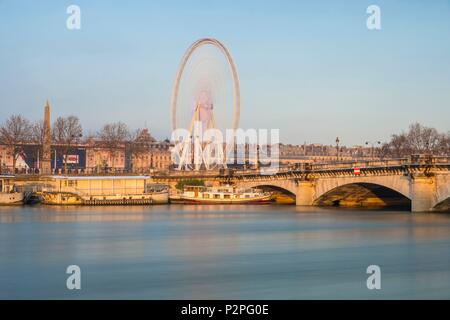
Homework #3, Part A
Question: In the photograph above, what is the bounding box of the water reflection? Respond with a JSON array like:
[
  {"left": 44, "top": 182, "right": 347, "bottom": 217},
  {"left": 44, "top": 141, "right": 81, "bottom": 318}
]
[{"left": 0, "top": 205, "right": 450, "bottom": 299}]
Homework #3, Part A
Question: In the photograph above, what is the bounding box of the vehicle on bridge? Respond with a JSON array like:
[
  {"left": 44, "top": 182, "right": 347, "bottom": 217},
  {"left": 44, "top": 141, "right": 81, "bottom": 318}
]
[{"left": 170, "top": 185, "right": 273, "bottom": 204}]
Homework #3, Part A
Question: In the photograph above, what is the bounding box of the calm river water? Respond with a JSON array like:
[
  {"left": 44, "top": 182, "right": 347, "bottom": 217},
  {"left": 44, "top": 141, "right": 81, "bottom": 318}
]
[{"left": 1, "top": 205, "right": 450, "bottom": 299}]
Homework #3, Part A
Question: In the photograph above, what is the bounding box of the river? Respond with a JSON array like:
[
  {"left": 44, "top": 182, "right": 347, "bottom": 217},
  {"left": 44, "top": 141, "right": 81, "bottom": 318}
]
[{"left": 1, "top": 205, "right": 449, "bottom": 299}]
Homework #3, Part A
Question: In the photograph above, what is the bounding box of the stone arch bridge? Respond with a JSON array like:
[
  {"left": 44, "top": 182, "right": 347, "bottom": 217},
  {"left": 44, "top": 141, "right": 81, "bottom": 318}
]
[{"left": 153, "top": 157, "right": 450, "bottom": 212}]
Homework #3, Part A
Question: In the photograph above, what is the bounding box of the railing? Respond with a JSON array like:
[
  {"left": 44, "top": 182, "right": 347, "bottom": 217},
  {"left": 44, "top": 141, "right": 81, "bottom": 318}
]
[
  {"left": 307, "top": 159, "right": 409, "bottom": 171},
  {"left": 2, "top": 155, "right": 450, "bottom": 178},
  {"left": 157, "top": 155, "right": 450, "bottom": 178},
  {"left": 1, "top": 167, "right": 138, "bottom": 176}
]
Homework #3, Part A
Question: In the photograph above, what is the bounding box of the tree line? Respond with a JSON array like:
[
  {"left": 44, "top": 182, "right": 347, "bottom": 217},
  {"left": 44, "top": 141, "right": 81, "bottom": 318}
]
[
  {"left": 0, "top": 114, "right": 161, "bottom": 171},
  {"left": 1, "top": 114, "right": 449, "bottom": 171},
  {"left": 381, "top": 123, "right": 450, "bottom": 158}
]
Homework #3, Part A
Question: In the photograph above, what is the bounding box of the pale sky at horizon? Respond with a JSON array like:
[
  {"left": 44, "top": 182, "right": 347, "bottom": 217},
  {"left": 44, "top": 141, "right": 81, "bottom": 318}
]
[{"left": 1, "top": 0, "right": 449, "bottom": 146}]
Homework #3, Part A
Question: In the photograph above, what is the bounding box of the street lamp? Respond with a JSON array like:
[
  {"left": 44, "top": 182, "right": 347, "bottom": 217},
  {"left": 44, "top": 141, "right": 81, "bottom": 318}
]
[
  {"left": 365, "top": 141, "right": 381, "bottom": 159},
  {"left": 335, "top": 137, "right": 340, "bottom": 162}
]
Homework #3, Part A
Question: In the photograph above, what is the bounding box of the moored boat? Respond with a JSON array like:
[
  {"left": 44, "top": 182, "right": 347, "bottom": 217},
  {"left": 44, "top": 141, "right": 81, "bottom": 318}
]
[
  {"left": 40, "top": 175, "right": 168, "bottom": 205},
  {"left": 170, "top": 185, "right": 273, "bottom": 204},
  {"left": 0, "top": 176, "right": 24, "bottom": 205}
]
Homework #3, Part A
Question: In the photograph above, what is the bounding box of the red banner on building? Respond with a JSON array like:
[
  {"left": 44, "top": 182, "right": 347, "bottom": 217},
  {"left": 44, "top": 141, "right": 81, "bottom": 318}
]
[{"left": 64, "top": 154, "right": 79, "bottom": 164}]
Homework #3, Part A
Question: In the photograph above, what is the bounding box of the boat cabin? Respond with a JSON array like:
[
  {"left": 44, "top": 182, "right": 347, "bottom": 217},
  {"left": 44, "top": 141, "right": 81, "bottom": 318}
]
[
  {"left": 182, "top": 185, "right": 265, "bottom": 200},
  {"left": 44, "top": 176, "right": 163, "bottom": 196},
  {"left": 0, "top": 175, "right": 17, "bottom": 193}
]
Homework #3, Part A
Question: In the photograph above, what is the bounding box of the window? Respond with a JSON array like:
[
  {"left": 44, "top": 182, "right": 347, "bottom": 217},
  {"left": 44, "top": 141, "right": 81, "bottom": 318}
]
[{"left": 68, "top": 180, "right": 77, "bottom": 187}]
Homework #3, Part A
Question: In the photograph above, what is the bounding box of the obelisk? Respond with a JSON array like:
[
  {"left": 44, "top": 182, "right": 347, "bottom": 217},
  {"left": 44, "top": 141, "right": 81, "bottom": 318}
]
[{"left": 41, "top": 100, "right": 52, "bottom": 174}]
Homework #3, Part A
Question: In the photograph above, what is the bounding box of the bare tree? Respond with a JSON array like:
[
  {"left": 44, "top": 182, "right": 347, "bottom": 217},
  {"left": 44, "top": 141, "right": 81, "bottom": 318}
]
[
  {"left": 30, "top": 120, "right": 44, "bottom": 145},
  {"left": 384, "top": 123, "right": 450, "bottom": 157},
  {"left": 383, "top": 133, "right": 410, "bottom": 158},
  {"left": 407, "top": 123, "right": 441, "bottom": 153},
  {"left": 0, "top": 115, "right": 32, "bottom": 171},
  {"left": 29, "top": 120, "right": 45, "bottom": 171},
  {"left": 52, "top": 116, "right": 83, "bottom": 172},
  {"left": 97, "top": 122, "right": 129, "bottom": 170},
  {"left": 438, "top": 132, "right": 450, "bottom": 155}
]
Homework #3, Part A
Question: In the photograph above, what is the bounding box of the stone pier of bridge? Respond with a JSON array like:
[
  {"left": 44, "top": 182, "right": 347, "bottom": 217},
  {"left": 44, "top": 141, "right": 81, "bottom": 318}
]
[{"left": 295, "top": 181, "right": 315, "bottom": 206}]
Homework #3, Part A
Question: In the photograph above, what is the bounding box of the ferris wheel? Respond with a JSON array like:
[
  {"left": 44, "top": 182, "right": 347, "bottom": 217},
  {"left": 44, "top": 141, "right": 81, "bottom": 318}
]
[{"left": 170, "top": 38, "right": 241, "bottom": 170}]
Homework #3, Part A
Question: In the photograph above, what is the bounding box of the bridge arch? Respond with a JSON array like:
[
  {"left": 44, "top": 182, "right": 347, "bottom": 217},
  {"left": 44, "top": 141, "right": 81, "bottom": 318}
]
[
  {"left": 313, "top": 176, "right": 412, "bottom": 208},
  {"left": 434, "top": 198, "right": 450, "bottom": 211},
  {"left": 315, "top": 175, "right": 411, "bottom": 201},
  {"left": 235, "top": 180, "right": 298, "bottom": 197},
  {"left": 314, "top": 182, "right": 411, "bottom": 208},
  {"left": 433, "top": 174, "right": 450, "bottom": 211}
]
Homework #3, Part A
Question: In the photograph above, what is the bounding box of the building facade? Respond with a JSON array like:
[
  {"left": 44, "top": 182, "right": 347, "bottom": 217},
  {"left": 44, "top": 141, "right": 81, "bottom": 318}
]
[{"left": 0, "top": 140, "right": 172, "bottom": 174}]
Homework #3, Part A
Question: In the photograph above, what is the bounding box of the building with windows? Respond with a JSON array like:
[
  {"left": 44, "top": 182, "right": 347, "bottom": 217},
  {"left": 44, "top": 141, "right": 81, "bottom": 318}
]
[{"left": 0, "top": 139, "right": 173, "bottom": 174}]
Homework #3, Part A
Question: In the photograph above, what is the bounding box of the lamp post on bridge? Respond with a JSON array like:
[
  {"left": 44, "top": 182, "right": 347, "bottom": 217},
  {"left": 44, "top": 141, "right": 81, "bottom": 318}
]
[
  {"left": 335, "top": 137, "right": 340, "bottom": 162},
  {"left": 365, "top": 141, "right": 381, "bottom": 160}
]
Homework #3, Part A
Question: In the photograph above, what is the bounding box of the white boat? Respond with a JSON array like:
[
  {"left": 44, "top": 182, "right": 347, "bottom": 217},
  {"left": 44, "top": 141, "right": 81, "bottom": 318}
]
[
  {"left": 0, "top": 176, "right": 24, "bottom": 205},
  {"left": 40, "top": 176, "right": 168, "bottom": 205},
  {"left": 170, "top": 185, "right": 273, "bottom": 204}
]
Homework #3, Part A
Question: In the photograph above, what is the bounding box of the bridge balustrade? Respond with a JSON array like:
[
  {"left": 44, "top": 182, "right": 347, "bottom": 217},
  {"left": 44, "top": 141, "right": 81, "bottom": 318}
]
[{"left": 3, "top": 156, "right": 450, "bottom": 178}]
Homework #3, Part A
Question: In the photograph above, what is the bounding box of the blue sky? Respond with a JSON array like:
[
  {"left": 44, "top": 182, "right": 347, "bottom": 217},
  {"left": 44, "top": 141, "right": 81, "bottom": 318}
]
[{"left": 0, "top": 0, "right": 449, "bottom": 145}]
